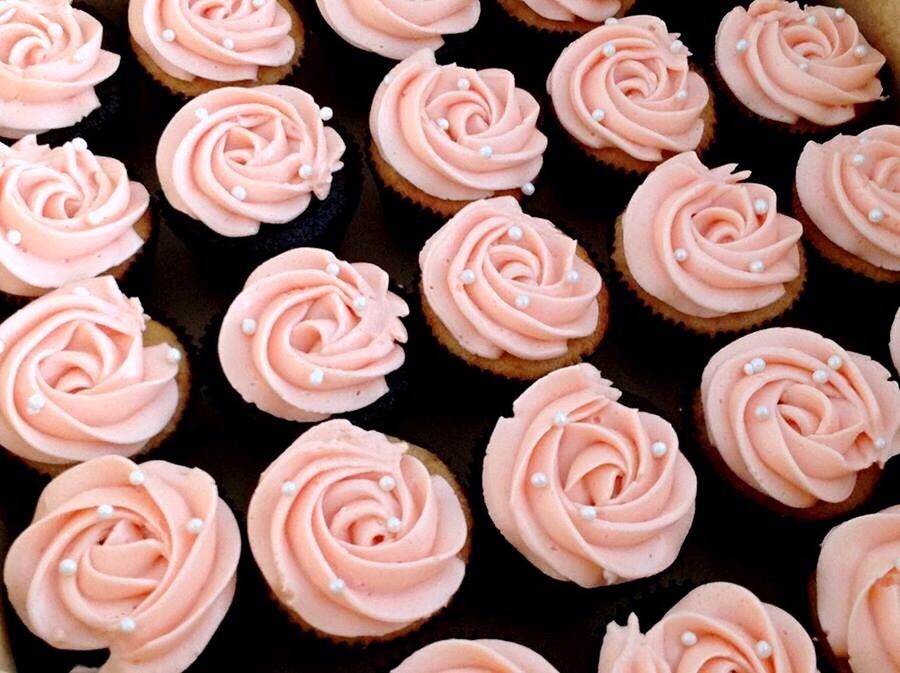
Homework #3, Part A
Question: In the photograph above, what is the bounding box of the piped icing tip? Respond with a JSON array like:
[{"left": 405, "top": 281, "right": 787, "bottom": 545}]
[{"left": 393, "top": 639, "right": 560, "bottom": 673}]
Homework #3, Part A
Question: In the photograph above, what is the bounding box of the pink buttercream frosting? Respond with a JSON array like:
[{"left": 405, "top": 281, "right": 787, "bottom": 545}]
[
  {"left": 715, "top": 1, "right": 885, "bottom": 126},
  {"left": 547, "top": 16, "right": 711, "bottom": 163},
  {"left": 598, "top": 583, "right": 818, "bottom": 673},
  {"left": 247, "top": 419, "right": 468, "bottom": 639},
  {"left": 522, "top": 0, "right": 620, "bottom": 25},
  {"left": 701, "top": 327, "right": 900, "bottom": 509},
  {"left": 0, "top": 0, "right": 120, "bottom": 139},
  {"left": 317, "top": 0, "right": 479, "bottom": 60},
  {"left": 0, "top": 276, "right": 181, "bottom": 467},
  {"left": 817, "top": 506, "right": 900, "bottom": 673},
  {"left": 622, "top": 152, "right": 802, "bottom": 319},
  {"left": 797, "top": 125, "right": 899, "bottom": 272},
  {"left": 891, "top": 307, "right": 900, "bottom": 373},
  {"left": 420, "top": 197, "right": 602, "bottom": 360},
  {"left": 129, "top": 0, "right": 296, "bottom": 83},
  {"left": 0, "top": 135, "right": 149, "bottom": 297},
  {"left": 394, "top": 639, "right": 560, "bottom": 673},
  {"left": 219, "top": 248, "right": 408, "bottom": 422},
  {"left": 483, "top": 364, "right": 697, "bottom": 587},
  {"left": 2, "top": 455, "right": 241, "bottom": 673},
  {"left": 157, "top": 85, "right": 345, "bottom": 237},
  {"left": 370, "top": 49, "right": 547, "bottom": 201}
]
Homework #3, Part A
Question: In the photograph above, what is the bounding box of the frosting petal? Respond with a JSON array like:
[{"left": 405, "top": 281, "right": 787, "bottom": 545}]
[
  {"left": 817, "top": 506, "right": 900, "bottom": 673},
  {"left": 484, "top": 363, "right": 697, "bottom": 587},
  {"left": 622, "top": 152, "right": 802, "bottom": 318},
  {"left": 0, "top": 135, "right": 149, "bottom": 297},
  {"left": 247, "top": 419, "right": 468, "bottom": 639},
  {"left": 370, "top": 49, "right": 547, "bottom": 201},
  {"left": 393, "top": 639, "right": 560, "bottom": 673},
  {"left": 715, "top": 1, "right": 885, "bottom": 126},
  {"left": 219, "top": 248, "right": 409, "bottom": 422},
  {"left": 0, "top": 0, "right": 120, "bottom": 138},
  {"left": 522, "top": 0, "right": 619, "bottom": 24},
  {"left": 129, "top": 0, "right": 296, "bottom": 83},
  {"left": 420, "top": 197, "right": 603, "bottom": 360},
  {"left": 157, "top": 85, "right": 346, "bottom": 237},
  {"left": 0, "top": 276, "right": 181, "bottom": 466},
  {"left": 797, "top": 125, "right": 900, "bottom": 271},
  {"left": 2, "top": 455, "right": 241, "bottom": 673},
  {"left": 547, "top": 16, "right": 711, "bottom": 163},
  {"left": 700, "top": 327, "right": 900, "bottom": 508}
]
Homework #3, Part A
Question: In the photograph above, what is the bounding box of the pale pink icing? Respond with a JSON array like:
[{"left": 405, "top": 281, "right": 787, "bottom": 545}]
[
  {"left": 483, "top": 364, "right": 697, "bottom": 587},
  {"left": 715, "top": 1, "right": 885, "bottom": 126},
  {"left": 247, "top": 419, "right": 468, "bottom": 639},
  {"left": 598, "top": 583, "right": 818, "bottom": 673},
  {"left": 128, "top": 0, "right": 296, "bottom": 83},
  {"left": 2, "top": 455, "right": 241, "bottom": 673},
  {"left": 394, "top": 639, "right": 560, "bottom": 673},
  {"left": 0, "top": 135, "right": 149, "bottom": 297},
  {"left": 370, "top": 49, "right": 546, "bottom": 201},
  {"left": 622, "top": 152, "right": 802, "bottom": 319},
  {"left": 892, "top": 307, "right": 900, "bottom": 373},
  {"left": 157, "top": 85, "right": 345, "bottom": 238},
  {"left": 817, "top": 506, "right": 900, "bottom": 673},
  {"left": 219, "top": 248, "right": 408, "bottom": 422},
  {"left": 420, "top": 197, "right": 602, "bottom": 361},
  {"left": 547, "top": 16, "right": 710, "bottom": 163},
  {"left": 317, "top": 0, "right": 479, "bottom": 60},
  {"left": 0, "top": 276, "right": 180, "bottom": 467},
  {"left": 701, "top": 327, "right": 900, "bottom": 509},
  {"left": 0, "top": 0, "right": 120, "bottom": 139},
  {"left": 797, "top": 125, "right": 899, "bottom": 271},
  {"left": 522, "top": 0, "right": 619, "bottom": 24}
]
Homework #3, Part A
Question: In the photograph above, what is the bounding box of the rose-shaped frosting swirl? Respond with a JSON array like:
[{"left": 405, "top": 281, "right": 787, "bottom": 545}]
[
  {"left": 370, "top": 49, "right": 547, "bottom": 201},
  {"left": 484, "top": 364, "right": 697, "bottom": 587},
  {"left": 817, "top": 506, "right": 900, "bottom": 673},
  {"left": 598, "top": 583, "right": 818, "bottom": 673},
  {"left": 248, "top": 419, "right": 468, "bottom": 639},
  {"left": 701, "top": 327, "right": 900, "bottom": 509},
  {"left": 129, "top": 0, "right": 296, "bottom": 83},
  {"left": 715, "top": 1, "right": 885, "bottom": 126},
  {"left": 317, "top": 0, "right": 479, "bottom": 60},
  {"left": 547, "top": 16, "right": 711, "bottom": 163},
  {"left": 394, "top": 639, "right": 560, "bottom": 673},
  {"left": 420, "top": 197, "right": 603, "bottom": 360},
  {"left": 157, "top": 85, "right": 345, "bottom": 237},
  {"left": 0, "top": 276, "right": 181, "bottom": 467},
  {"left": 219, "top": 248, "right": 408, "bottom": 422},
  {"left": 797, "top": 125, "right": 899, "bottom": 272},
  {"left": 0, "top": 135, "right": 149, "bottom": 297},
  {"left": 2, "top": 455, "right": 241, "bottom": 673},
  {"left": 0, "top": 0, "right": 120, "bottom": 139},
  {"left": 622, "top": 152, "right": 802, "bottom": 319}
]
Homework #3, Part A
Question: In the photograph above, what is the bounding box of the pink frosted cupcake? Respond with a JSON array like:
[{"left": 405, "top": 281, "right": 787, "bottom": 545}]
[
  {"left": 393, "top": 640, "right": 559, "bottom": 673},
  {"left": 484, "top": 364, "right": 697, "bottom": 586},
  {"left": 248, "top": 420, "right": 471, "bottom": 643},
  {"left": 794, "top": 124, "right": 899, "bottom": 283}
]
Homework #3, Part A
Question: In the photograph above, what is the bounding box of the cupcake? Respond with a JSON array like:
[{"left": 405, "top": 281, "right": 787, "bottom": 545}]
[
  {"left": 814, "top": 506, "right": 900, "bottom": 673},
  {"left": 247, "top": 419, "right": 471, "bottom": 643},
  {"left": 0, "top": 276, "right": 190, "bottom": 475},
  {"left": 0, "top": 135, "right": 152, "bottom": 303},
  {"left": 0, "top": 0, "right": 121, "bottom": 144},
  {"left": 612, "top": 152, "right": 805, "bottom": 335},
  {"left": 129, "top": 0, "right": 304, "bottom": 98},
  {"left": 696, "top": 327, "right": 900, "bottom": 519},
  {"left": 547, "top": 16, "right": 716, "bottom": 177},
  {"left": 794, "top": 125, "right": 899, "bottom": 283},
  {"left": 157, "top": 85, "right": 356, "bottom": 268},
  {"left": 483, "top": 364, "right": 697, "bottom": 587},
  {"left": 419, "top": 197, "right": 607, "bottom": 380},
  {"left": 497, "top": 0, "right": 635, "bottom": 37},
  {"left": 597, "top": 582, "right": 818, "bottom": 673},
  {"left": 217, "top": 248, "right": 409, "bottom": 424},
  {"left": 393, "top": 640, "right": 560, "bottom": 673},
  {"left": 714, "top": 1, "right": 886, "bottom": 135},
  {"left": 2, "top": 455, "right": 241, "bottom": 673},
  {"left": 369, "top": 49, "right": 547, "bottom": 226}
]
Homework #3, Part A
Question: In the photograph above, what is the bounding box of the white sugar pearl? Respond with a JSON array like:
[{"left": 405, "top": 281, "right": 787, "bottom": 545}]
[
  {"left": 521, "top": 182, "right": 536, "bottom": 196},
  {"left": 756, "top": 640, "right": 773, "bottom": 658},
  {"left": 565, "top": 269, "right": 580, "bottom": 284},
  {"left": 480, "top": 145, "right": 494, "bottom": 159},
  {"left": 309, "top": 368, "right": 325, "bottom": 385},
  {"left": 48, "top": 23, "right": 63, "bottom": 37},
  {"left": 353, "top": 296, "right": 368, "bottom": 310},
  {"left": 875, "top": 436, "right": 887, "bottom": 450},
  {"left": 186, "top": 518, "right": 204, "bottom": 535},
  {"left": 222, "top": 37, "right": 235, "bottom": 50},
  {"left": 59, "top": 559, "right": 77, "bottom": 576},
  {"left": 508, "top": 225, "right": 523, "bottom": 241},
  {"left": 579, "top": 505, "right": 597, "bottom": 521},
  {"left": 325, "top": 262, "right": 340, "bottom": 276},
  {"left": 515, "top": 294, "right": 530, "bottom": 309},
  {"left": 827, "top": 355, "right": 843, "bottom": 370},
  {"left": 743, "top": 362, "right": 756, "bottom": 375},
  {"left": 651, "top": 441, "right": 668, "bottom": 457},
  {"left": 805, "top": 14, "right": 817, "bottom": 26},
  {"left": 868, "top": 208, "right": 884, "bottom": 223},
  {"left": 675, "top": 88, "right": 688, "bottom": 101},
  {"left": 674, "top": 248, "right": 688, "bottom": 262},
  {"left": 530, "top": 472, "right": 548, "bottom": 488},
  {"left": 383, "top": 74, "right": 392, "bottom": 84},
  {"left": 436, "top": 117, "right": 449, "bottom": 130},
  {"left": 798, "top": 61, "right": 809, "bottom": 72},
  {"left": 329, "top": 578, "right": 346, "bottom": 594},
  {"left": 834, "top": 7, "right": 845, "bottom": 20},
  {"left": 604, "top": 17, "right": 618, "bottom": 25},
  {"left": 460, "top": 269, "right": 476, "bottom": 285},
  {"left": 281, "top": 481, "right": 298, "bottom": 496},
  {"left": 750, "top": 260, "right": 765, "bottom": 274},
  {"left": 736, "top": 39, "right": 749, "bottom": 53},
  {"left": 253, "top": 0, "right": 266, "bottom": 7},
  {"left": 72, "top": 286, "right": 90, "bottom": 297},
  {"left": 319, "top": 106, "right": 334, "bottom": 121},
  {"left": 27, "top": 393, "right": 45, "bottom": 415},
  {"left": 553, "top": 412, "right": 568, "bottom": 427},
  {"left": 851, "top": 153, "right": 865, "bottom": 166},
  {"left": 379, "top": 475, "right": 396, "bottom": 491},
  {"left": 231, "top": 185, "right": 247, "bottom": 201},
  {"left": 241, "top": 318, "right": 257, "bottom": 335},
  {"left": 385, "top": 516, "right": 402, "bottom": 533},
  {"left": 602, "top": 43, "right": 616, "bottom": 57},
  {"left": 853, "top": 45, "right": 867, "bottom": 58},
  {"left": 194, "top": 107, "right": 209, "bottom": 120},
  {"left": 812, "top": 369, "right": 830, "bottom": 384},
  {"left": 129, "top": 470, "right": 145, "bottom": 486},
  {"left": 119, "top": 617, "right": 136, "bottom": 634},
  {"left": 751, "top": 357, "right": 766, "bottom": 373},
  {"left": 299, "top": 164, "right": 313, "bottom": 179},
  {"left": 681, "top": 631, "right": 698, "bottom": 647},
  {"left": 71, "top": 138, "right": 88, "bottom": 152},
  {"left": 754, "top": 198, "right": 769, "bottom": 214},
  {"left": 97, "top": 504, "right": 114, "bottom": 519},
  {"left": 166, "top": 348, "right": 182, "bottom": 364},
  {"left": 6, "top": 229, "right": 22, "bottom": 246},
  {"left": 457, "top": 77, "right": 470, "bottom": 90},
  {"left": 591, "top": 108, "right": 606, "bottom": 122},
  {"left": 670, "top": 39, "right": 684, "bottom": 53},
  {"left": 161, "top": 28, "right": 176, "bottom": 42},
  {"left": 755, "top": 405, "right": 771, "bottom": 420}
]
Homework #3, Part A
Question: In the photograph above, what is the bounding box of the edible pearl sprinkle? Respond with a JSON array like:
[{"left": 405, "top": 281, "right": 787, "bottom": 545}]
[
  {"left": 798, "top": 61, "right": 809, "bottom": 72},
  {"left": 460, "top": 269, "right": 476, "bottom": 285},
  {"left": 72, "top": 138, "right": 88, "bottom": 151},
  {"left": 72, "top": 286, "right": 90, "bottom": 297},
  {"left": 129, "top": 470, "right": 145, "bottom": 486},
  {"left": 670, "top": 39, "right": 684, "bottom": 52},
  {"left": 195, "top": 107, "right": 209, "bottom": 120},
  {"left": 827, "top": 355, "right": 843, "bottom": 370},
  {"left": 853, "top": 45, "right": 867, "bottom": 58},
  {"left": 851, "top": 153, "right": 865, "bottom": 166},
  {"left": 326, "top": 262, "right": 340, "bottom": 276},
  {"left": 48, "top": 23, "right": 63, "bottom": 36},
  {"left": 565, "top": 269, "right": 579, "bottom": 284},
  {"left": 508, "top": 225, "right": 523, "bottom": 240},
  {"left": 436, "top": 117, "right": 449, "bottom": 130},
  {"left": 521, "top": 182, "right": 535, "bottom": 196},
  {"left": 386, "top": 516, "right": 402, "bottom": 533},
  {"left": 681, "top": 631, "right": 698, "bottom": 647},
  {"left": 27, "top": 393, "right": 45, "bottom": 415},
  {"left": 834, "top": 7, "right": 845, "bottom": 20},
  {"left": 59, "top": 559, "right": 77, "bottom": 576},
  {"left": 579, "top": 506, "right": 597, "bottom": 521},
  {"left": 750, "top": 260, "right": 765, "bottom": 274},
  {"left": 875, "top": 437, "right": 887, "bottom": 449},
  {"left": 754, "top": 198, "right": 769, "bottom": 214},
  {"left": 241, "top": 318, "right": 257, "bottom": 335},
  {"left": 604, "top": 17, "right": 618, "bottom": 25},
  {"left": 119, "top": 617, "right": 136, "bottom": 634},
  {"left": 383, "top": 74, "right": 392, "bottom": 84},
  {"left": 812, "top": 369, "right": 830, "bottom": 384},
  {"left": 530, "top": 472, "right": 548, "bottom": 488},
  {"left": 675, "top": 88, "right": 688, "bottom": 100},
  {"left": 166, "top": 348, "right": 182, "bottom": 364},
  {"left": 309, "top": 369, "right": 325, "bottom": 385},
  {"left": 868, "top": 208, "right": 884, "bottom": 223},
  {"left": 736, "top": 39, "right": 749, "bottom": 53},
  {"left": 674, "top": 248, "right": 688, "bottom": 262},
  {"left": 457, "top": 77, "right": 470, "bottom": 90},
  {"left": 281, "top": 481, "right": 298, "bottom": 496},
  {"left": 805, "top": 14, "right": 817, "bottom": 25},
  {"left": 319, "top": 106, "right": 334, "bottom": 121},
  {"left": 480, "top": 145, "right": 494, "bottom": 159},
  {"left": 755, "top": 405, "right": 771, "bottom": 420},
  {"left": 97, "top": 504, "right": 114, "bottom": 519},
  {"left": 222, "top": 37, "right": 235, "bottom": 50},
  {"left": 353, "top": 296, "right": 368, "bottom": 310},
  {"left": 299, "top": 164, "right": 313, "bottom": 179},
  {"left": 329, "top": 579, "right": 346, "bottom": 594},
  {"left": 553, "top": 412, "right": 568, "bottom": 427},
  {"left": 651, "top": 441, "right": 668, "bottom": 457},
  {"left": 515, "top": 294, "right": 530, "bottom": 309},
  {"left": 186, "top": 518, "right": 204, "bottom": 535},
  {"left": 591, "top": 108, "right": 606, "bottom": 122},
  {"left": 379, "top": 476, "right": 396, "bottom": 491},
  {"left": 756, "top": 640, "right": 773, "bottom": 658},
  {"left": 231, "top": 185, "right": 247, "bottom": 201},
  {"left": 6, "top": 230, "right": 22, "bottom": 246},
  {"left": 161, "top": 28, "right": 176, "bottom": 42},
  {"left": 743, "top": 362, "right": 755, "bottom": 376},
  {"left": 602, "top": 43, "right": 616, "bottom": 57},
  {"left": 751, "top": 357, "right": 766, "bottom": 373}
]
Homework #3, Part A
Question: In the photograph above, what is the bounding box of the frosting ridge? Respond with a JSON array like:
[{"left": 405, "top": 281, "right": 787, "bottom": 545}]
[{"left": 393, "top": 639, "right": 560, "bottom": 673}]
